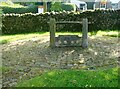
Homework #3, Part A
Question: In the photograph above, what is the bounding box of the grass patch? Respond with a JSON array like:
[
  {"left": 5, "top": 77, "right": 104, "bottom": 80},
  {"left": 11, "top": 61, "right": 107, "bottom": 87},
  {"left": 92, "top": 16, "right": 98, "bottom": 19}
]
[
  {"left": 56, "top": 32, "right": 82, "bottom": 36},
  {"left": 0, "top": 2, "right": 24, "bottom": 8},
  {"left": 16, "top": 67, "right": 119, "bottom": 87},
  {"left": 92, "top": 30, "right": 119, "bottom": 37},
  {"left": 0, "top": 39, "right": 9, "bottom": 44},
  {"left": 0, "top": 31, "right": 119, "bottom": 44},
  {"left": 0, "top": 32, "right": 47, "bottom": 44},
  {"left": 0, "top": 66, "right": 11, "bottom": 72}
]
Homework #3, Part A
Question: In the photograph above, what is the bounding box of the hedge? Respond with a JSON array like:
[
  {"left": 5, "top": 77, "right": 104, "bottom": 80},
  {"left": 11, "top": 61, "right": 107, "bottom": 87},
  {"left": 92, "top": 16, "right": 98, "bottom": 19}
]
[
  {"left": 1, "top": 5, "right": 38, "bottom": 14},
  {"left": 0, "top": 8, "right": 3, "bottom": 14},
  {"left": 50, "top": 2, "right": 76, "bottom": 12},
  {"left": 50, "top": 2, "right": 63, "bottom": 12},
  {"left": 2, "top": 10, "right": 120, "bottom": 35},
  {"left": 1, "top": 3, "right": 76, "bottom": 14},
  {"left": 62, "top": 3, "right": 76, "bottom": 12}
]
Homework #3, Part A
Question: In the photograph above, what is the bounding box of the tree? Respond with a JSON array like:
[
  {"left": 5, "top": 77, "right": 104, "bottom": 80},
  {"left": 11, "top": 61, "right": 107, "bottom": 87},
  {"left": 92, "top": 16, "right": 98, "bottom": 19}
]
[
  {"left": 43, "top": 2, "right": 47, "bottom": 12},
  {"left": 50, "top": 2, "right": 63, "bottom": 12}
]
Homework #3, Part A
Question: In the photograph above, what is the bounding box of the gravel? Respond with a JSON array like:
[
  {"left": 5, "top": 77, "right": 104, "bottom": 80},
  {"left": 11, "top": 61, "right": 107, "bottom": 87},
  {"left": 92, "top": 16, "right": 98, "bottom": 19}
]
[{"left": 2, "top": 35, "right": 119, "bottom": 87}]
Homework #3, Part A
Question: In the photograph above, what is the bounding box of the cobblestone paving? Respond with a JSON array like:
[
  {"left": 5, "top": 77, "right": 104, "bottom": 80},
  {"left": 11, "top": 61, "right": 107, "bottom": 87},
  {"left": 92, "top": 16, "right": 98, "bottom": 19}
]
[{"left": 2, "top": 35, "right": 119, "bottom": 87}]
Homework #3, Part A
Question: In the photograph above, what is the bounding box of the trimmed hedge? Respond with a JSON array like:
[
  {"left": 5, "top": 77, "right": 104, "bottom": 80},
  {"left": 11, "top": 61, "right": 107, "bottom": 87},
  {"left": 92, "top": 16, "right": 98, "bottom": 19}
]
[
  {"left": 50, "top": 2, "right": 76, "bottom": 12},
  {"left": 2, "top": 10, "right": 120, "bottom": 35},
  {"left": 1, "top": 5, "right": 38, "bottom": 14},
  {"left": 62, "top": 3, "right": 76, "bottom": 12},
  {"left": 0, "top": 8, "right": 3, "bottom": 14}
]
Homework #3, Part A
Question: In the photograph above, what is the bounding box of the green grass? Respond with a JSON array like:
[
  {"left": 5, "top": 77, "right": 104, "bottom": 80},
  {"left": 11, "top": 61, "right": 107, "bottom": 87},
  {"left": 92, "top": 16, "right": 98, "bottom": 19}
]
[
  {"left": 0, "top": 2, "right": 24, "bottom": 8},
  {"left": 0, "top": 31, "right": 118, "bottom": 44},
  {"left": 16, "top": 67, "right": 119, "bottom": 87},
  {"left": 0, "top": 66, "right": 11, "bottom": 72},
  {"left": 95, "top": 30, "right": 119, "bottom": 37},
  {"left": 0, "top": 32, "right": 47, "bottom": 44}
]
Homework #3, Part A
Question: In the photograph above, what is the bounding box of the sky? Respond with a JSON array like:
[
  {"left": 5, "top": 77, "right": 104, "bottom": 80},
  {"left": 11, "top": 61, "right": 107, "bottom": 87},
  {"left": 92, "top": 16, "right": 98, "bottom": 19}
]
[
  {"left": 96, "top": 0, "right": 120, "bottom": 3},
  {"left": 109, "top": 0, "right": 119, "bottom": 3},
  {"left": 0, "top": 0, "right": 120, "bottom": 3}
]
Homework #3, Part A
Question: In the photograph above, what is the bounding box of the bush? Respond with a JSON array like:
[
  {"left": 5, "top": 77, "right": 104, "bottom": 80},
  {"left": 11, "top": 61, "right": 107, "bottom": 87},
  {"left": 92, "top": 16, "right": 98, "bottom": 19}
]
[
  {"left": 2, "top": 10, "right": 120, "bottom": 35},
  {"left": 50, "top": 2, "right": 63, "bottom": 12},
  {"left": 62, "top": 3, "right": 76, "bottom": 11},
  {"left": 50, "top": 2, "right": 76, "bottom": 12},
  {"left": 0, "top": 8, "right": 3, "bottom": 14},
  {"left": 1, "top": 5, "right": 38, "bottom": 14}
]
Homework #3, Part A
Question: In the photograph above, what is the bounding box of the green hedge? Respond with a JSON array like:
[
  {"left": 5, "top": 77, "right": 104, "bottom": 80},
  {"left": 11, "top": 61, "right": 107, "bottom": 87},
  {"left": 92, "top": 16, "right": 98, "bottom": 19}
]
[
  {"left": 50, "top": 2, "right": 63, "bottom": 12},
  {"left": 62, "top": 3, "right": 76, "bottom": 11},
  {"left": 1, "top": 5, "right": 38, "bottom": 14},
  {"left": 0, "top": 9, "right": 2, "bottom": 14},
  {"left": 50, "top": 2, "right": 76, "bottom": 12},
  {"left": 2, "top": 10, "right": 120, "bottom": 35}
]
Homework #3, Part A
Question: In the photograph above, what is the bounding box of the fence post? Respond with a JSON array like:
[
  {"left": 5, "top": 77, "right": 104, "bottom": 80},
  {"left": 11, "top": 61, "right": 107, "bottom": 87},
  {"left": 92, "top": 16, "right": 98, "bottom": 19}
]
[
  {"left": 49, "top": 18, "right": 56, "bottom": 47},
  {"left": 82, "top": 18, "right": 88, "bottom": 48}
]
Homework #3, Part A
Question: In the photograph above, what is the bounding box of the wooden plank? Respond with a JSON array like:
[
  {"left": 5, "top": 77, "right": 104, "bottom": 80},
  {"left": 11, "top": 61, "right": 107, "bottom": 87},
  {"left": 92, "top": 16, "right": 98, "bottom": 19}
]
[
  {"left": 49, "top": 18, "right": 56, "bottom": 47},
  {"left": 82, "top": 18, "right": 88, "bottom": 48},
  {"left": 56, "top": 21, "right": 82, "bottom": 24},
  {"left": 48, "top": 21, "right": 92, "bottom": 24},
  {"left": 55, "top": 35, "right": 81, "bottom": 47}
]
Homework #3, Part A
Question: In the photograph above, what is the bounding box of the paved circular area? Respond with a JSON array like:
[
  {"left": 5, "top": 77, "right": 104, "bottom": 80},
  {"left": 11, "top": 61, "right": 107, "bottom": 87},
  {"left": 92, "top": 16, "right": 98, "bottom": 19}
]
[{"left": 2, "top": 35, "right": 119, "bottom": 87}]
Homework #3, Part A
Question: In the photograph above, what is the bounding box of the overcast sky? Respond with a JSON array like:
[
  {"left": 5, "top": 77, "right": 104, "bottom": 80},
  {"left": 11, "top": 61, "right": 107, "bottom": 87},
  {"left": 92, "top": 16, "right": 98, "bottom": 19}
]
[
  {"left": 1, "top": 0, "right": 120, "bottom": 3},
  {"left": 110, "top": 0, "right": 119, "bottom": 3}
]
